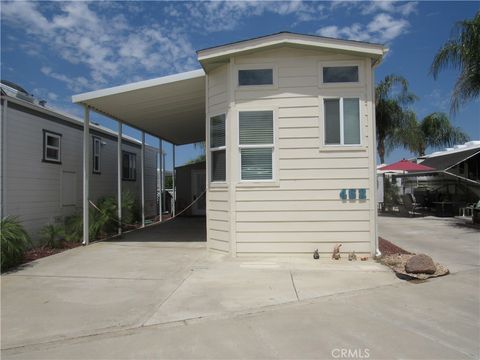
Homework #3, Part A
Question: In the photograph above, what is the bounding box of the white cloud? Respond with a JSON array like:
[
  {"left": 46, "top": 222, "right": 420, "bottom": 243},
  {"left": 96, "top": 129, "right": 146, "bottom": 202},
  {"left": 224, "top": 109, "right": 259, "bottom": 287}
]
[
  {"left": 317, "top": 13, "right": 410, "bottom": 43},
  {"left": 361, "top": 1, "right": 418, "bottom": 16},
  {"left": 2, "top": 1, "right": 197, "bottom": 92},
  {"left": 165, "top": 1, "right": 326, "bottom": 33}
]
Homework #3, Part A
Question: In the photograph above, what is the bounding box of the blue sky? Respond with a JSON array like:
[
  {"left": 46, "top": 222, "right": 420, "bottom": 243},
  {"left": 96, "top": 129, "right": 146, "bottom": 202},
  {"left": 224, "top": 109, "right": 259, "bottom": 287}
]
[{"left": 2, "top": 1, "right": 479, "bottom": 169}]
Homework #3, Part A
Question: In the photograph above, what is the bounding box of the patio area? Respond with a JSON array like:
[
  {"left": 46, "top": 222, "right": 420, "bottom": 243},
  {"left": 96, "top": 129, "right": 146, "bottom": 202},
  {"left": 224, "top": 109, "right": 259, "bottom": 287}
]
[{"left": 1, "top": 216, "right": 479, "bottom": 359}]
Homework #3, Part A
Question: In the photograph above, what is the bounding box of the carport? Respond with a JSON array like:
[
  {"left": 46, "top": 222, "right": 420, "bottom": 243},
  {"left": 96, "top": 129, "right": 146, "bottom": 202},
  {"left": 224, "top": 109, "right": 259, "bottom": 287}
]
[{"left": 72, "top": 69, "right": 206, "bottom": 245}]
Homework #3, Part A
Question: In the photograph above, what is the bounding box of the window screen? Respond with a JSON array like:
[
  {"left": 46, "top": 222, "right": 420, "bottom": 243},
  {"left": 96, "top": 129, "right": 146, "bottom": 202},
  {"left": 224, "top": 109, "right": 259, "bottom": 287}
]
[
  {"left": 323, "top": 98, "right": 361, "bottom": 145},
  {"left": 43, "top": 131, "right": 61, "bottom": 163},
  {"left": 239, "top": 110, "right": 274, "bottom": 180},
  {"left": 324, "top": 99, "right": 341, "bottom": 145},
  {"left": 211, "top": 150, "right": 226, "bottom": 182},
  {"left": 343, "top": 98, "right": 360, "bottom": 145},
  {"left": 239, "top": 111, "right": 273, "bottom": 145},
  {"left": 323, "top": 66, "right": 359, "bottom": 83},
  {"left": 238, "top": 69, "right": 273, "bottom": 86},
  {"left": 210, "top": 114, "right": 226, "bottom": 182},
  {"left": 122, "top": 151, "right": 136, "bottom": 180}
]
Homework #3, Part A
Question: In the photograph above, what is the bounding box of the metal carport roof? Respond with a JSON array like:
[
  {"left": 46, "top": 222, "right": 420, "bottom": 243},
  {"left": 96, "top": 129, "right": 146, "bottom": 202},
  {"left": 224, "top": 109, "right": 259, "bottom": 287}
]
[{"left": 72, "top": 69, "right": 206, "bottom": 145}]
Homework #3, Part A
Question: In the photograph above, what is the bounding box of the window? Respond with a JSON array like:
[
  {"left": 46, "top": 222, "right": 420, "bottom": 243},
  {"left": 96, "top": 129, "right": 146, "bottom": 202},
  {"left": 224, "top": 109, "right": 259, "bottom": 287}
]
[
  {"left": 323, "top": 66, "right": 359, "bottom": 83},
  {"left": 324, "top": 98, "right": 361, "bottom": 145},
  {"left": 209, "top": 114, "right": 226, "bottom": 182},
  {"left": 238, "top": 69, "right": 273, "bottom": 86},
  {"left": 92, "top": 137, "right": 101, "bottom": 174},
  {"left": 122, "top": 151, "right": 136, "bottom": 180},
  {"left": 43, "top": 130, "right": 61, "bottom": 163},
  {"left": 239, "top": 110, "right": 274, "bottom": 180}
]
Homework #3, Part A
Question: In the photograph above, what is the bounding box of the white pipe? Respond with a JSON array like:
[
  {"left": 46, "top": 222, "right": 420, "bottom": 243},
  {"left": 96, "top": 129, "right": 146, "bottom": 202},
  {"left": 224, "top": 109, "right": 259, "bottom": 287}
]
[
  {"left": 158, "top": 138, "right": 163, "bottom": 221},
  {"left": 82, "top": 105, "right": 90, "bottom": 245},
  {"left": 141, "top": 131, "right": 145, "bottom": 227},
  {"left": 172, "top": 144, "right": 176, "bottom": 217},
  {"left": 0, "top": 99, "right": 7, "bottom": 219},
  {"left": 117, "top": 121, "right": 122, "bottom": 235}
]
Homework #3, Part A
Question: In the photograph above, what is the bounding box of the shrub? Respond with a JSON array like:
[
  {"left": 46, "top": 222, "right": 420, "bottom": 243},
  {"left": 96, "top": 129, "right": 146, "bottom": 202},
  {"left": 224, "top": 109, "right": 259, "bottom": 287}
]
[
  {"left": 63, "top": 190, "right": 140, "bottom": 242},
  {"left": 39, "top": 223, "right": 65, "bottom": 248},
  {"left": 1, "top": 216, "right": 31, "bottom": 272}
]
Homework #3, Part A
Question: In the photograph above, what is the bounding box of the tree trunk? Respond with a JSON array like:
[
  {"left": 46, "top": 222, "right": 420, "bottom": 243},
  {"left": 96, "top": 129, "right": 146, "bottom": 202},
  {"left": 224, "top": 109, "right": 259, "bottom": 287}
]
[{"left": 378, "top": 139, "right": 385, "bottom": 164}]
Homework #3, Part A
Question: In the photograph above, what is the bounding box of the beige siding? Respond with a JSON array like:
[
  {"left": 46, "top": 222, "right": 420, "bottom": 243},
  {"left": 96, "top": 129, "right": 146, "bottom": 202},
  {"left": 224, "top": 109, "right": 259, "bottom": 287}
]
[
  {"left": 232, "top": 47, "right": 375, "bottom": 255},
  {"left": 206, "top": 64, "right": 230, "bottom": 254},
  {"left": 2, "top": 103, "right": 157, "bottom": 241}
]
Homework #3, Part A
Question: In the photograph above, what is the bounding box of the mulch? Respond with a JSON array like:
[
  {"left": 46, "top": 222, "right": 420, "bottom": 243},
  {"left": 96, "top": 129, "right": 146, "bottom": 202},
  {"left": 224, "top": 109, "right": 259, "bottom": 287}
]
[
  {"left": 378, "top": 236, "right": 412, "bottom": 255},
  {"left": 21, "top": 242, "right": 81, "bottom": 264},
  {"left": 377, "top": 237, "right": 449, "bottom": 280}
]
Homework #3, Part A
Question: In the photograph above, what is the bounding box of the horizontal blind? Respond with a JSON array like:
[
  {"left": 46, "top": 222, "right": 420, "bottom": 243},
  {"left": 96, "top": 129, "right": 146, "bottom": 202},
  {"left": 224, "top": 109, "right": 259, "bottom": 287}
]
[
  {"left": 211, "top": 150, "right": 226, "bottom": 182},
  {"left": 210, "top": 114, "right": 225, "bottom": 148},
  {"left": 239, "top": 111, "right": 273, "bottom": 145},
  {"left": 241, "top": 148, "right": 272, "bottom": 180}
]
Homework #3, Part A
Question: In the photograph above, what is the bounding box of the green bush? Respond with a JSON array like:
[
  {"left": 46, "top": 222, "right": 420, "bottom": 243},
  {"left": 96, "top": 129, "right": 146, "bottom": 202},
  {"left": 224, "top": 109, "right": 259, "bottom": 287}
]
[
  {"left": 1, "top": 216, "right": 31, "bottom": 272},
  {"left": 63, "top": 190, "right": 140, "bottom": 242},
  {"left": 39, "top": 223, "right": 65, "bottom": 248}
]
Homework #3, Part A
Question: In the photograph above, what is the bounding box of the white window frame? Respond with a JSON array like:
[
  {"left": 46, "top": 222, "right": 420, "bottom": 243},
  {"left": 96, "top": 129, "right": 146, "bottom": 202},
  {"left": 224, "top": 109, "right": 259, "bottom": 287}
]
[
  {"left": 43, "top": 130, "right": 61, "bottom": 163},
  {"left": 321, "top": 96, "right": 363, "bottom": 147},
  {"left": 92, "top": 136, "right": 101, "bottom": 174},
  {"left": 319, "top": 60, "right": 364, "bottom": 88},
  {"left": 237, "top": 109, "right": 277, "bottom": 183},
  {"left": 208, "top": 112, "right": 227, "bottom": 184},
  {"left": 236, "top": 63, "right": 278, "bottom": 90}
]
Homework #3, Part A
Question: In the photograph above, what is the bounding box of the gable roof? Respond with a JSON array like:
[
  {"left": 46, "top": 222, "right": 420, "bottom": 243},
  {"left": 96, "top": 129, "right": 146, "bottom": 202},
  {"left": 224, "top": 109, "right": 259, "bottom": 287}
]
[{"left": 197, "top": 31, "right": 387, "bottom": 69}]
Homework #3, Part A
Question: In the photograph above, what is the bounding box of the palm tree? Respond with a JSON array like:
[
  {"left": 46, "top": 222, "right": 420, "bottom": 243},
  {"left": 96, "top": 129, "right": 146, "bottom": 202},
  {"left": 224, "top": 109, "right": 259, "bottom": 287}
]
[
  {"left": 375, "top": 74, "right": 418, "bottom": 164},
  {"left": 405, "top": 112, "right": 470, "bottom": 156},
  {"left": 431, "top": 11, "right": 480, "bottom": 113}
]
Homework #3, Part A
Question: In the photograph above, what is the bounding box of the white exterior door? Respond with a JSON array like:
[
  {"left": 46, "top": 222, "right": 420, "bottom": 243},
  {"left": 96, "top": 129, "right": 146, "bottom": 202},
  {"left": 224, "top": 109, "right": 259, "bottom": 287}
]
[{"left": 191, "top": 169, "right": 206, "bottom": 215}]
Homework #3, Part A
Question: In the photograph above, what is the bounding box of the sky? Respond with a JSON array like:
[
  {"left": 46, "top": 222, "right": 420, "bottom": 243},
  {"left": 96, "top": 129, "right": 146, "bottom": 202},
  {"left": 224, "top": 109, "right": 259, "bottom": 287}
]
[{"left": 1, "top": 0, "right": 479, "bottom": 170}]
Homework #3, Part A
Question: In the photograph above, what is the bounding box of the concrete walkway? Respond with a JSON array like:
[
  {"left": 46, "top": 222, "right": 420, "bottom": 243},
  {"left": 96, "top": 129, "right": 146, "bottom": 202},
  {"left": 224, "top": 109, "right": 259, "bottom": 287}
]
[{"left": 1, "top": 216, "right": 479, "bottom": 359}]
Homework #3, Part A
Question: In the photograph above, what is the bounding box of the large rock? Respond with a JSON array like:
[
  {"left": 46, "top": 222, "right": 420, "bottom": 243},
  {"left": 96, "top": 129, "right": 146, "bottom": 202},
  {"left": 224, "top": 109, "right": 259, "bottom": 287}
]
[{"left": 405, "top": 254, "right": 436, "bottom": 274}]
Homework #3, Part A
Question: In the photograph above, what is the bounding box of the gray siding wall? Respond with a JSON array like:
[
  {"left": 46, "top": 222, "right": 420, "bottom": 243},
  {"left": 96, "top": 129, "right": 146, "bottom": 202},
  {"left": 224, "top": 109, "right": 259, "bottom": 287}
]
[{"left": 1, "top": 102, "right": 158, "bottom": 240}]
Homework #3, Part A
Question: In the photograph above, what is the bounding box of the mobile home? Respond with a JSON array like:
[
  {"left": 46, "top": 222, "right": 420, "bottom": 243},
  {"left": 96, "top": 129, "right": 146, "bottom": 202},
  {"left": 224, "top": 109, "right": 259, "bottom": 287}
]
[
  {"left": 73, "top": 32, "right": 387, "bottom": 256},
  {"left": 0, "top": 82, "right": 159, "bottom": 240}
]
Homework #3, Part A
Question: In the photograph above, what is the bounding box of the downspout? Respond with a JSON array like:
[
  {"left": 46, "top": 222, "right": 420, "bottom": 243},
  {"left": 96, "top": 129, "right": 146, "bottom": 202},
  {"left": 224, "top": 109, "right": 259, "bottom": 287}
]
[
  {"left": 82, "top": 105, "right": 90, "bottom": 245},
  {"left": 372, "top": 58, "right": 381, "bottom": 258},
  {"left": 117, "top": 121, "right": 122, "bottom": 235}
]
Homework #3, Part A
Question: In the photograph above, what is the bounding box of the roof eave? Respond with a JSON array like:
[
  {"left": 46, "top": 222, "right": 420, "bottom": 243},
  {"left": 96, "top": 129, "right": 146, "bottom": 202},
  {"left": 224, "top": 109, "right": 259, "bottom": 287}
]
[{"left": 198, "top": 32, "right": 386, "bottom": 66}]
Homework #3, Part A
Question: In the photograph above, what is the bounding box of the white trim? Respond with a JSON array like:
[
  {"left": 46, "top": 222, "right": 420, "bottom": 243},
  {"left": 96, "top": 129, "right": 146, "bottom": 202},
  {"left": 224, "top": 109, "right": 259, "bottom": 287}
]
[
  {"left": 208, "top": 112, "right": 227, "bottom": 184},
  {"left": 198, "top": 32, "right": 386, "bottom": 63},
  {"left": 318, "top": 60, "right": 364, "bottom": 88},
  {"left": 235, "top": 63, "right": 278, "bottom": 90},
  {"left": 72, "top": 69, "right": 205, "bottom": 103},
  {"left": 44, "top": 131, "right": 61, "bottom": 162},
  {"left": 237, "top": 108, "right": 277, "bottom": 183}
]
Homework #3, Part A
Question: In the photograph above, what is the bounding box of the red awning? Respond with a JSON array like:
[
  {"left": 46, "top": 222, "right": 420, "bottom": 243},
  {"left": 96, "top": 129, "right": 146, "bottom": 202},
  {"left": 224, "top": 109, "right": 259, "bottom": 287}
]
[{"left": 379, "top": 159, "right": 435, "bottom": 172}]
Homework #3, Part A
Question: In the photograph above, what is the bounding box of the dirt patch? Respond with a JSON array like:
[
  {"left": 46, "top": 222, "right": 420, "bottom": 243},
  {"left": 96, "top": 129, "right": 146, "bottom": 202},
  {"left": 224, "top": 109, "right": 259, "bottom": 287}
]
[{"left": 21, "top": 243, "right": 81, "bottom": 264}]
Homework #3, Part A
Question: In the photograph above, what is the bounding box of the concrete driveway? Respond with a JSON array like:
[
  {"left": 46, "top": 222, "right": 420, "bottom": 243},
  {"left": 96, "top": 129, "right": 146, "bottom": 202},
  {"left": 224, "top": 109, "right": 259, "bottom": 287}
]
[{"left": 1, "top": 216, "right": 479, "bottom": 359}]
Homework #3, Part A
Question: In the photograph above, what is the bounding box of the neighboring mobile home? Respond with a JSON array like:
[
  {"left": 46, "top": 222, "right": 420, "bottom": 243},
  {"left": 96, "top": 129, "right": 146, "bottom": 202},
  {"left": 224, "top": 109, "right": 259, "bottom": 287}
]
[
  {"left": 73, "top": 32, "right": 387, "bottom": 256},
  {"left": 0, "top": 82, "right": 158, "bottom": 240}
]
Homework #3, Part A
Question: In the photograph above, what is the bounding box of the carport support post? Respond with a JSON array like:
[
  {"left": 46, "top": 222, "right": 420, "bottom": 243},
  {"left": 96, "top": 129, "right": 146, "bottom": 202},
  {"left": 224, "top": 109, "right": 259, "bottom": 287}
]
[
  {"left": 158, "top": 138, "right": 163, "bottom": 221},
  {"left": 172, "top": 144, "right": 176, "bottom": 217},
  {"left": 82, "top": 105, "right": 90, "bottom": 246},
  {"left": 141, "top": 131, "right": 145, "bottom": 227},
  {"left": 117, "top": 122, "right": 122, "bottom": 235}
]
